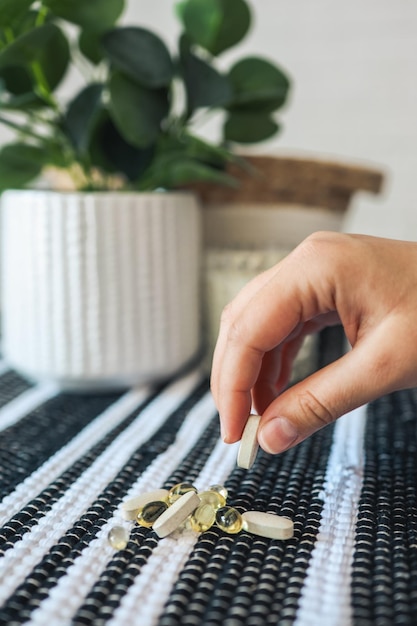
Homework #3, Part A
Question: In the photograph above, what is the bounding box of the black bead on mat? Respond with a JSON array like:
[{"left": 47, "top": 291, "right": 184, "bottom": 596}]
[
  {"left": 351, "top": 389, "right": 417, "bottom": 626},
  {"left": 0, "top": 370, "right": 33, "bottom": 409}
]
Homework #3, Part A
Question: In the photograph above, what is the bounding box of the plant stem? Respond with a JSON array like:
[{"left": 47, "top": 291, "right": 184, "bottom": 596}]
[
  {"left": 31, "top": 62, "right": 61, "bottom": 112},
  {"left": 3, "top": 27, "right": 14, "bottom": 44},
  {"left": 35, "top": 7, "right": 49, "bottom": 27},
  {"left": 0, "top": 114, "right": 46, "bottom": 142}
]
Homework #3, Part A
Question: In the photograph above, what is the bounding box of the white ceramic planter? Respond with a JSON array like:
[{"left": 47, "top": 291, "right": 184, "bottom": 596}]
[{"left": 1, "top": 190, "right": 201, "bottom": 389}]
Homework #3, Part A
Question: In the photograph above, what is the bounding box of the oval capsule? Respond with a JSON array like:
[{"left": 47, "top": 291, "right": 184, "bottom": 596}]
[{"left": 241, "top": 511, "right": 294, "bottom": 540}]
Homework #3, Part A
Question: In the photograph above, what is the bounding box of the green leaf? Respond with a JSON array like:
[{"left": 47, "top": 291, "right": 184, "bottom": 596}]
[
  {"left": 138, "top": 154, "right": 236, "bottom": 190},
  {"left": 153, "top": 132, "right": 227, "bottom": 167},
  {"left": 78, "top": 30, "right": 103, "bottom": 65},
  {"left": 137, "top": 131, "right": 238, "bottom": 189},
  {"left": 102, "top": 27, "right": 174, "bottom": 88},
  {"left": 176, "top": 133, "right": 234, "bottom": 166},
  {"left": 0, "top": 143, "right": 47, "bottom": 190},
  {"left": 0, "top": 23, "right": 58, "bottom": 66},
  {"left": 179, "top": 0, "right": 251, "bottom": 55},
  {"left": 180, "top": 48, "right": 232, "bottom": 113},
  {"left": 0, "top": 88, "right": 41, "bottom": 109},
  {"left": 228, "top": 57, "right": 291, "bottom": 112},
  {"left": 0, "top": 7, "right": 41, "bottom": 42},
  {"left": 213, "top": 0, "right": 251, "bottom": 55},
  {"left": 42, "top": 0, "right": 124, "bottom": 32},
  {"left": 0, "top": 65, "right": 43, "bottom": 108},
  {"left": 64, "top": 83, "right": 103, "bottom": 154},
  {"left": 0, "top": 0, "right": 34, "bottom": 29},
  {"left": 224, "top": 111, "right": 279, "bottom": 143},
  {"left": 176, "top": 0, "right": 222, "bottom": 53},
  {"left": 39, "top": 26, "right": 70, "bottom": 93},
  {"left": 0, "top": 65, "right": 33, "bottom": 96},
  {"left": 108, "top": 71, "right": 169, "bottom": 148},
  {"left": 42, "top": 139, "right": 72, "bottom": 169},
  {"left": 89, "top": 112, "right": 155, "bottom": 181},
  {"left": 0, "top": 23, "right": 70, "bottom": 93}
]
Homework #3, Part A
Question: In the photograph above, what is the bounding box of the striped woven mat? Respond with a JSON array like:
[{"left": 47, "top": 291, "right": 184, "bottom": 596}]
[{"left": 0, "top": 330, "right": 416, "bottom": 626}]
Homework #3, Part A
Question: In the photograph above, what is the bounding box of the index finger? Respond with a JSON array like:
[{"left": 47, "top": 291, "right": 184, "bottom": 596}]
[
  {"left": 213, "top": 275, "right": 301, "bottom": 443},
  {"left": 211, "top": 264, "right": 280, "bottom": 412},
  {"left": 211, "top": 240, "right": 336, "bottom": 443}
]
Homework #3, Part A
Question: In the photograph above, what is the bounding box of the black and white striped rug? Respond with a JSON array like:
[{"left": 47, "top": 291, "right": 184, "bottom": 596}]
[{"left": 0, "top": 331, "right": 416, "bottom": 625}]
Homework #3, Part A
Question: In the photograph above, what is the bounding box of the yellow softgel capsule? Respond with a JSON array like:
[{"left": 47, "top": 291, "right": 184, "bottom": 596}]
[
  {"left": 179, "top": 516, "right": 193, "bottom": 532},
  {"left": 208, "top": 484, "right": 228, "bottom": 500},
  {"left": 136, "top": 500, "right": 168, "bottom": 528},
  {"left": 168, "top": 482, "right": 198, "bottom": 504},
  {"left": 107, "top": 525, "right": 130, "bottom": 550},
  {"left": 189, "top": 503, "right": 216, "bottom": 533},
  {"left": 198, "top": 490, "right": 226, "bottom": 509},
  {"left": 153, "top": 491, "right": 201, "bottom": 538},
  {"left": 121, "top": 488, "right": 169, "bottom": 521},
  {"left": 215, "top": 506, "right": 243, "bottom": 534}
]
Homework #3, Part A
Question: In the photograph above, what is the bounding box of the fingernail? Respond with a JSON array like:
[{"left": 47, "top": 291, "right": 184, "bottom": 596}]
[
  {"left": 219, "top": 419, "right": 229, "bottom": 443},
  {"left": 259, "top": 416, "right": 299, "bottom": 454}
]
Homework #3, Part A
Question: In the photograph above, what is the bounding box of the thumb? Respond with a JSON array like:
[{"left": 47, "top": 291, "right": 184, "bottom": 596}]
[{"left": 257, "top": 336, "right": 394, "bottom": 454}]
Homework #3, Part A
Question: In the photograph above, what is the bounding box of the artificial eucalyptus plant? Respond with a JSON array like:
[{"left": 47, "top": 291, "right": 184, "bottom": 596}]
[{"left": 0, "top": 0, "right": 291, "bottom": 191}]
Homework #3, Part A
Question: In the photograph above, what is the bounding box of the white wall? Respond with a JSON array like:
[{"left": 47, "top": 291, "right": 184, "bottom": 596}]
[
  {"left": 3, "top": 0, "right": 417, "bottom": 239},
  {"left": 123, "top": 0, "right": 417, "bottom": 240}
]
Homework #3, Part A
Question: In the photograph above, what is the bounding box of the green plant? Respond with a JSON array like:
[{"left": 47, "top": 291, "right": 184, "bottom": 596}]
[{"left": 0, "top": 0, "right": 291, "bottom": 191}]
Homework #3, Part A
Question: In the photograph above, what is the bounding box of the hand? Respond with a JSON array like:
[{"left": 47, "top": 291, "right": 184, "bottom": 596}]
[{"left": 210, "top": 232, "right": 417, "bottom": 454}]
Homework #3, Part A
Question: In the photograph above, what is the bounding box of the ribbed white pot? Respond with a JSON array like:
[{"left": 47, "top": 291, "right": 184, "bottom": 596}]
[{"left": 1, "top": 190, "right": 201, "bottom": 389}]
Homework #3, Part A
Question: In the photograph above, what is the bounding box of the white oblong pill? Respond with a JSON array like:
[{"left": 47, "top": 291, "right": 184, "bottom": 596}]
[
  {"left": 153, "top": 490, "right": 200, "bottom": 538},
  {"left": 237, "top": 414, "right": 261, "bottom": 469},
  {"left": 242, "top": 511, "right": 294, "bottom": 540},
  {"left": 120, "top": 489, "right": 169, "bottom": 520}
]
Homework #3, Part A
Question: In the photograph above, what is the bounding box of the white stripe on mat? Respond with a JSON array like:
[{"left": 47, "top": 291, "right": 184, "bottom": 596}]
[
  {"left": 0, "top": 381, "right": 59, "bottom": 432},
  {"left": 0, "top": 385, "right": 152, "bottom": 525},
  {"left": 0, "top": 368, "right": 204, "bottom": 604},
  {"left": 294, "top": 404, "right": 367, "bottom": 626},
  {"left": 28, "top": 389, "right": 234, "bottom": 625},
  {"left": 0, "top": 360, "right": 11, "bottom": 377}
]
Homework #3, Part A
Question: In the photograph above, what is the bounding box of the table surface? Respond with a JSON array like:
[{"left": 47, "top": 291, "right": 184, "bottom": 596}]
[{"left": 0, "top": 334, "right": 416, "bottom": 626}]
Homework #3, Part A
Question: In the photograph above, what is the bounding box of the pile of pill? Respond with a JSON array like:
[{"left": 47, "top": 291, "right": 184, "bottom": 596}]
[
  {"left": 107, "top": 414, "right": 293, "bottom": 549},
  {"left": 108, "top": 481, "right": 293, "bottom": 549}
]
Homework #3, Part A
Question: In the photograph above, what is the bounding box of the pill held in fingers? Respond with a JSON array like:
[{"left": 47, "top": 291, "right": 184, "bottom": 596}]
[
  {"left": 242, "top": 511, "right": 294, "bottom": 540},
  {"left": 237, "top": 413, "right": 261, "bottom": 469},
  {"left": 153, "top": 490, "right": 201, "bottom": 538}
]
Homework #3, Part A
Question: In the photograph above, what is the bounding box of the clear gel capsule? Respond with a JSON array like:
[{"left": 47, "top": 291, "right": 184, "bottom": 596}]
[
  {"left": 107, "top": 525, "right": 130, "bottom": 550},
  {"left": 136, "top": 500, "right": 169, "bottom": 527},
  {"left": 189, "top": 503, "right": 216, "bottom": 533},
  {"left": 121, "top": 489, "right": 169, "bottom": 521},
  {"left": 208, "top": 484, "right": 228, "bottom": 500},
  {"left": 215, "top": 506, "right": 243, "bottom": 534},
  {"left": 198, "top": 490, "right": 226, "bottom": 509},
  {"left": 168, "top": 482, "right": 198, "bottom": 504}
]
